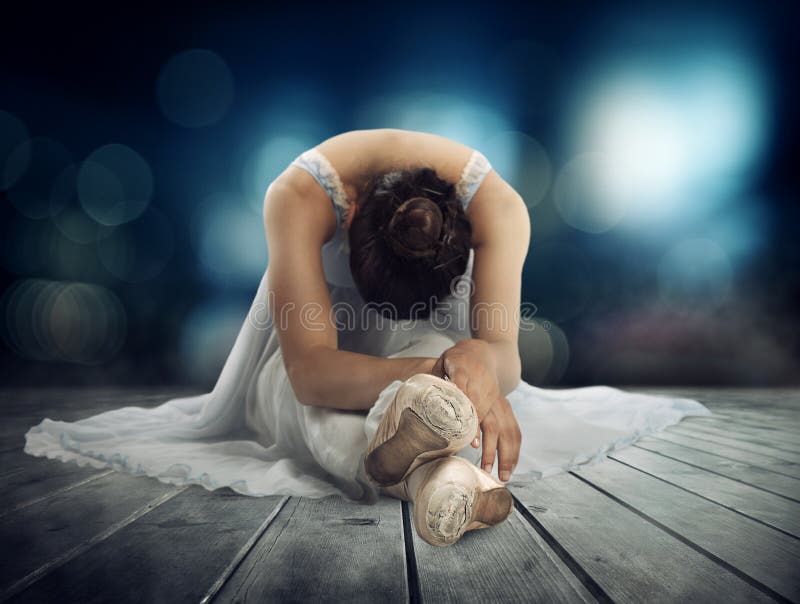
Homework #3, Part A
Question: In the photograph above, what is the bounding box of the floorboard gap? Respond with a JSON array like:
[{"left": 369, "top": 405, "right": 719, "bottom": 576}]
[
  {"left": 511, "top": 494, "right": 612, "bottom": 604},
  {"left": 632, "top": 445, "right": 800, "bottom": 503},
  {"left": 649, "top": 436, "right": 800, "bottom": 480},
  {"left": 200, "top": 495, "right": 291, "bottom": 604},
  {"left": 0, "top": 470, "right": 115, "bottom": 519},
  {"left": 569, "top": 471, "right": 792, "bottom": 604},
  {"left": 401, "top": 501, "right": 422, "bottom": 604},
  {"left": 607, "top": 457, "right": 800, "bottom": 541},
  {"left": 0, "top": 486, "right": 186, "bottom": 603}
]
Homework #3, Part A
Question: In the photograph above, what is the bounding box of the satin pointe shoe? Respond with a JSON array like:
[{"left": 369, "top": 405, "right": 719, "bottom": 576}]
[
  {"left": 405, "top": 455, "right": 514, "bottom": 547},
  {"left": 364, "top": 374, "right": 478, "bottom": 487}
]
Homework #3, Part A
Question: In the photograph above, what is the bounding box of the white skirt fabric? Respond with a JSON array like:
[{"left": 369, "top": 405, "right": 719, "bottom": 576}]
[{"left": 24, "top": 271, "right": 711, "bottom": 503}]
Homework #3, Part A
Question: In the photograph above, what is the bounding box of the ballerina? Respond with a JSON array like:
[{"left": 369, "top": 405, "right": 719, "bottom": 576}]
[{"left": 25, "top": 128, "right": 710, "bottom": 547}]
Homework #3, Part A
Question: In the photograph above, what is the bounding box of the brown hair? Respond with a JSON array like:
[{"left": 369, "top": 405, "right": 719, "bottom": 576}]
[{"left": 348, "top": 167, "right": 472, "bottom": 319}]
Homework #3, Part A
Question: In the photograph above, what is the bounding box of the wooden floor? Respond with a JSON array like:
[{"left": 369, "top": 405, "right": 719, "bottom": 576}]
[{"left": 1, "top": 388, "right": 798, "bottom": 603}]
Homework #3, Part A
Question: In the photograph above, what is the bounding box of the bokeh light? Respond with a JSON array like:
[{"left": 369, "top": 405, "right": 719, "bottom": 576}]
[
  {"left": 192, "top": 193, "right": 268, "bottom": 287},
  {"left": 481, "top": 130, "right": 551, "bottom": 209},
  {"left": 0, "top": 109, "right": 30, "bottom": 189},
  {"left": 50, "top": 164, "right": 103, "bottom": 244},
  {"left": 78, "top": 143, "right": 153, "bottom": 226},
  {"left": 179, "top": 297, "right": 249, "bottom": 384},
  {"left": 97, "top": 206, "right": 175, "bottom": 283},
  {"left": 5, "top": 137, "right": 73, "bottom": 219},
  {"left": 554, "top": 153, "right": 627, "bottom": 233},
  {"left": 241, "top": 134, "right": 317, "bottom": 213},
  {"left": 658, "top": 238, "right": 733, "bottom": 313},
  {"left": 1, "top": 279, "right": 126, "bottom": 364},
  {"left": 156, "top": 49, "right": 235, "bottom": 128},
  {"left": 355, "top": 92, "right": 510, "bottom": 150},
  {"left": 518, "top": 317, "right": 569, "bottom": 385},
  {"left": 564, "top": 41, "right": 767, "bottom": 230}
]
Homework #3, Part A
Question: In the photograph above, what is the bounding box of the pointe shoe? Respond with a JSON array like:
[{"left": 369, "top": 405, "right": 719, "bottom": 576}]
[
  {"left": 364, "top": 374, "right": 478, "bottom": 487},
  {"left": 410, "top": 456, "right": 514, "bottom": 547}
]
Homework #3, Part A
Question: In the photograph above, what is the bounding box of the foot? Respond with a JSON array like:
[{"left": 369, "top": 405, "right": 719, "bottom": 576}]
[
  {"left": 364, "top": 374, "right": 478, "bottom": 487},
  {"left": 409, "top": 456, "right": 514, "bottom": 547}
]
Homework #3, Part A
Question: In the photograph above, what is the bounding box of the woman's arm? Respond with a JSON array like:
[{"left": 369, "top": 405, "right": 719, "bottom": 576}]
[
  {"left": 263, "top": 175, "right": 436, "bottom": 411},
  {"left": 467, "top": 169, "right": 531, "bottom": 395},
  {"left": 432, "top": 170, "right": 530, "bottom": 406}
]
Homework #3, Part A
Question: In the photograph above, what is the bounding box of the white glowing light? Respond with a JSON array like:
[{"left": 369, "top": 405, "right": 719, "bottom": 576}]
[
  {"left": 565, "top": 48, "right": 766, "bottom": 230},
  {"left": 581, "top": 84, "right": 690, "bottom": 214}
]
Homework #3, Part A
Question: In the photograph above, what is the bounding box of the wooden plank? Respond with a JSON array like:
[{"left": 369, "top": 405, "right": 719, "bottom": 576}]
[
  {"left": 679, "top": 420, "right": 800, "bottom": 453},
  {"left": 688, "top": 414, "right": 800, "bottom": 438},
  {"left": 408, "top": 502, "right": 595, "bottom": 603},
  {"left": 634, "top": 438, "right": 800, "bottom": 501},
  {"left": 610, "top": 446, "right": 800, "bottom": 537},
  {"left": 574, "top": 459, "right": 800, "bottom": 601},
  {"left": 0, "top": 450, "right": 109, "bottom": 515},
  {"left": 0, "top": 389, "right": 194, "bottom": 450},
  {"left": 0, "top": 472, "right": 176, "bottom": 597},
  {"left": 509, "top": 473, "right": 775, "bottom": 603},
  {"left": 669, "top": 425, "right": 800, "bottom": 464},
  {"left": 216, "top": 495, "right": 409, "bottom": 603},
  {"left": 12, "top": 489, "right": 287, "bottom": 604},
  {"left": 652, "top": 432, "right": 800, "bottom": 479}
]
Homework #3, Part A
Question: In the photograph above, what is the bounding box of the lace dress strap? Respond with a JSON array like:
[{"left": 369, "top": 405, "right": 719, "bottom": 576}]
[
  {"left": 455, "top": 150, "right": 493, "bottom": 209},
  {"left": 290, "top": 148, "right": 351, "bottom": 227}
]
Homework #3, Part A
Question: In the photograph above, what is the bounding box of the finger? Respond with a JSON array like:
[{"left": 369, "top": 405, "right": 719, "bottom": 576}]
[
  {"left": 496, "top": 428, "right": 519, "bottom": 483},
  {"left": 471, "top": 427, "right": 480, "bottom": 448},
  {"left": 480, "top": 417, "right": 499, "bottom": 475}
]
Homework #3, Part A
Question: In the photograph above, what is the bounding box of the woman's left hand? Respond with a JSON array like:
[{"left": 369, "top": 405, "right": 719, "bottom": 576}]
[
  {"left": 471, "top": 395, "right": 521, "bottom": 483},
  {"left": 431, "top": 338, "right": 500, "bottom": 422}
]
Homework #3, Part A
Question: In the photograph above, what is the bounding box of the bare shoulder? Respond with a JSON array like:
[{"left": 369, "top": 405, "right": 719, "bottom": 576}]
[
  {"left": 263, "top": 170, "right": 337, "bottom": 245},
  {"left": 467, "top": 170, "right": 529, "bottom": 248},
  {"left": 317, "top": 129, "right": 476, "bottom": 185}
]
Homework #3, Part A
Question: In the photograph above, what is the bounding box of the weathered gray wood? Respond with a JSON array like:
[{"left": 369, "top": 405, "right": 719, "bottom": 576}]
[
  {"left": 679, "top": 420, "right": 800, "bottom": 454},
  {"left": 0, "top": 388, "right": 197, "bottom": 450},
  {"left": 689, "top": 414, "right": 800, "bottom": 438},
  {"left": 575, "top": 458, "right": 800, "bottom": 601},
  {"left": 611, "top": 446, "right": 800, "bottom": 537},
  {"left": 509, "top": 473, "right": 775, "bottom": 603},
  {"left": 0, "top": 472, "right": 176, "bottom": 597},
  {"left": 12, "top": 488, "right": 287, "bottom": 604},
  {"left": 652, "top": 431, "right": 800, "bottom": 479},
  {"left": 409, "top": 503, "right": 595, "bottom": 603},
  {"left": 0, "top": 450, "right": 109, "bottom": 515},
  {"left": 216, "top": 495, "right": 408, "bottom": 603},
  {"left": 669, "top": 425, "right": 800, "bottom": 464},
  {"left": 635, "top": 438, "right": 800, "bottom": 501}
]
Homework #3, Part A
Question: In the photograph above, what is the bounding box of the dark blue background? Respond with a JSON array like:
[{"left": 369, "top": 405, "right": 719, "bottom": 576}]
[{"left": 1, "top": 0, "right": 797, "bottom": 387}]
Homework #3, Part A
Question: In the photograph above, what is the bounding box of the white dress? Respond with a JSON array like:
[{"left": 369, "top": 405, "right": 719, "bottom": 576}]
[{"left": 24, "top": 147, "right": 710, "bottom": 504}]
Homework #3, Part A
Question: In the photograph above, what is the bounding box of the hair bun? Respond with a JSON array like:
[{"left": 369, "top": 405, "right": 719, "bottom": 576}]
[{"left": 385, "top": 197, "right": 443, "bottom": 259}]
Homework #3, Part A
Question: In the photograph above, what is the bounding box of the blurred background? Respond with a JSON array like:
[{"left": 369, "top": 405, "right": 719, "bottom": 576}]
[{"left": 0, "top": 0, "right": 797, "bottom": 388}]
